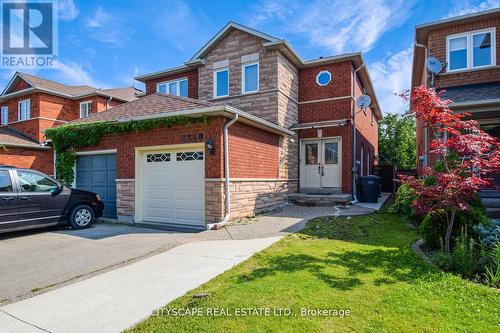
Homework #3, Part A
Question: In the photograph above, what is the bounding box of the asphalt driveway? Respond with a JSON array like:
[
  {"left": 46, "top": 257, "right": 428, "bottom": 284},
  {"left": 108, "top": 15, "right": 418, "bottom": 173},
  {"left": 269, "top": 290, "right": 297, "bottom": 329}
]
[{"left": 0, "top": 203, "right": 374, "bottom": 305}]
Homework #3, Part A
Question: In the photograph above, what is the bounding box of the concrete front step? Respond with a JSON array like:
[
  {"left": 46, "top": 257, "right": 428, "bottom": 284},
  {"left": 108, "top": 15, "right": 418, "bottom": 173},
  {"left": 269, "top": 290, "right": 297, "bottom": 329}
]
[
  {"left": 486, "top": 207, "right": 500, "bottom": 218},
  {"left": 480, "top": 190, "right": 500, "bottom": 198},
  {"left": 287, "top": 193, "right": 351, "bottom": 206}
]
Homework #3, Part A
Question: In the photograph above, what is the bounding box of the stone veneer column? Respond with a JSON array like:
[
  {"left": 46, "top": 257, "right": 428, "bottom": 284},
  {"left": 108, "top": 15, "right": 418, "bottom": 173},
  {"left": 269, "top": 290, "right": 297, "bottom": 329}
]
[{"left": 116, "top": 179, "right": 135, "bottom": 223}]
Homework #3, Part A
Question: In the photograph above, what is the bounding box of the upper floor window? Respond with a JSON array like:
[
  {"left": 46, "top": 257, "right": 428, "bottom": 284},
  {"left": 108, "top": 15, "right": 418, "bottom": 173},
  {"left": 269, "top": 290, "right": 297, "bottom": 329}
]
[
  {"left": 214, "top": 68, "right": 229, "bottom": 98},
  {"left": 242, "top": 63, "right": 259, "bottom": 93},
  {"left": 156, "top": 78, "right": 188, "bottom": 97},
  {"left": 1, "top": 106, "right": 8, "bottom": 125},
  {"left": 316, "top": 70, "right": 332, "bottom": 86},
  {"left": 80, "top": 101, "right": 92, "bottom": 118},
  {"left": 447, "top": 28, "right": 496, "bottom": 72},
  {"left": 18, "top": 99, "right": 30, "bottom": 121}
]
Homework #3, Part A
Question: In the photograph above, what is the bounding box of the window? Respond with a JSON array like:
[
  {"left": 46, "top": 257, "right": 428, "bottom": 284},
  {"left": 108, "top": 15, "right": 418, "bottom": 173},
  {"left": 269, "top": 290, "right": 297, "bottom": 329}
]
[
  {"left": 176, "top": 151, "right": 204, "bottom": 161},
  {"left": 214, "top": 68, "right": 229, "bottom": 98},
  {"left": 0, "top": 171, "right": 12, "bottom": 192},
  {"left": 242, "top": 63, "right": 259, "bottom": 93},
  {"left": 1, "top": 106, "right": 8, "bottom": 125},
  {"left": 17, "top": 170, "right": 58, "bottom": 192},
  {"left": 79, "top": 101, "right": 92, "bottom": 118},
  {"left": 156, "top": 78, "right": 188, "bottom": 97},
  {"left": 146, "top": 153, "right": 170, "bottom": 163},
  {"left": 18, "top": 99, "right": 30, "bottom": 121},
  {"left": 316, "top": 70, "right": 332, "bottom": 86},
  {"left": 447, "top": 28, "right": 495, "bottom": 71},
  {"left": 324, "top": 142, "right": 338, "bottom": 164},
  {"left": 305, "top": 143, "right": 318, "bottom": 165}
]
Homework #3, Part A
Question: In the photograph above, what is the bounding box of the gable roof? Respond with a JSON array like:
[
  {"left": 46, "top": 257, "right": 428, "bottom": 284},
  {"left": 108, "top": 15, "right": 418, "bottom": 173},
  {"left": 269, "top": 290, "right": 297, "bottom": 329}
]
[
  {"left": 187, "top": 21, "right": 281, "bottom": 63},
  {"left": 134, "top": 22, "right": 382, "bottom": 117},
  {"left": 0, "top": 127, "right": 49, "bottom": 149},
  {"left": 0, "top": 72, "right": 141, "bottom": 102}
]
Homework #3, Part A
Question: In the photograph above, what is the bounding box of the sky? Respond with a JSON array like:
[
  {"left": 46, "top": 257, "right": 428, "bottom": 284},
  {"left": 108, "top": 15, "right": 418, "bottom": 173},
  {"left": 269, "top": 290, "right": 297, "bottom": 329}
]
[{"left": 1, "top": 0, "right": 499, "bottom": 115}]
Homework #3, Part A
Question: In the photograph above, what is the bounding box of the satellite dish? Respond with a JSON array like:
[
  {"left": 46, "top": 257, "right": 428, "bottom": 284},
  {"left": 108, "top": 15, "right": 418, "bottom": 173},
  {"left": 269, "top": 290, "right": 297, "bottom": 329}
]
[
  {"left": 356, "top": 94, "right": 371, "bottom": 109},
  {"left": 425, "top": 57, "right": 443, "bottom": 74}
]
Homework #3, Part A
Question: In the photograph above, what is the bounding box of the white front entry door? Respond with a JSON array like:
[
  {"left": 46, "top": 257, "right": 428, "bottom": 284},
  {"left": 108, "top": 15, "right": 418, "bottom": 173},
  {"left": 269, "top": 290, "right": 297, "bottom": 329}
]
[
  {"left": 141, "top": 149, "right": 205, "bottom": 227},
  {"left": 300, "top": 138, "right": 341, "bottom": 189}
]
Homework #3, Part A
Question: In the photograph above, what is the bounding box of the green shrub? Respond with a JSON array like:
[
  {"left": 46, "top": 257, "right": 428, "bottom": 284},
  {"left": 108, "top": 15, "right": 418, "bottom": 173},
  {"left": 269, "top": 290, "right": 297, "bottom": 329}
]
[
  {"left": 389, "top": 184, "right": 417, "bottom": 217},
  {"left": 451, "top": 228, "right": 477, "bottom": 279},
  {"left": 419, "top": 211, "right": 449, "bottom": 250},
  {"left": 484, "top": 243, "right": 500, "bottom": 287},
  {"left": 474, "top": 220, "right": 500, "bottom": 248}
]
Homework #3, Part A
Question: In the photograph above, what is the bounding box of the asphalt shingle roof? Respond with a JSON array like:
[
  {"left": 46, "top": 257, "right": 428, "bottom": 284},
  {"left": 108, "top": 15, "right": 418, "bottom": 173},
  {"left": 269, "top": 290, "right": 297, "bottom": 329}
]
[
  {"left": 439, "top": 82, "right": 500, "bottom": 103},
  {"left": 0, "top": 127, "right": 44, "bottom": 148},
  {"left": 11, "top": 73, "right": 140, "bottom": 102},
  {"left": 74, "top": 93, "right": 213, "bottom": 123}
]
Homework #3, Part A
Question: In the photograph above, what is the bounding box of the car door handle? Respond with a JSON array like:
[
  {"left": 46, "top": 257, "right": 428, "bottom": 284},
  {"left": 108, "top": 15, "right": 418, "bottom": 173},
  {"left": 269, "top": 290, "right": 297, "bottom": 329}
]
[
  {"left": 2, "top": 197, "right": 15, "bottom": 201},
  {"left": 20, "top": 196, "right": 32, "bottom": 201}
]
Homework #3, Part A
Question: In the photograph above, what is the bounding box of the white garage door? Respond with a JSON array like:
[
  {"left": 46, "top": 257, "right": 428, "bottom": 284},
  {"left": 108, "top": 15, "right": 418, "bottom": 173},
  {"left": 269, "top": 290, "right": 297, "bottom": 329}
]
[{"left": 142, "top": 149, "right": 205, "bottom": 227}]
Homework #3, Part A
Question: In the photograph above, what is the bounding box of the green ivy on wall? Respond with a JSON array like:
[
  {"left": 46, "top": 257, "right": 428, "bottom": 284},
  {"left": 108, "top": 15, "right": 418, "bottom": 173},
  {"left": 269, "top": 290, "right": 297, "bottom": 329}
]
[{"left": 45, "top": 115, "right": 210, "bottom": 185}]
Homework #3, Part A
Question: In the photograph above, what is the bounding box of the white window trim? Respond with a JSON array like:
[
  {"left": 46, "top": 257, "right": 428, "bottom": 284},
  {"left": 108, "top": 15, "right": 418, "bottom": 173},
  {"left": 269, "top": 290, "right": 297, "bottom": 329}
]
[
  {"left": 79, "top": 100, "right": 92, "bottom": 118},
  {"left": 446, "top": 27, "right": 496, "bottom": 73},
  {"left": 241, "top": 62, "right": 259, "bottom": 94},
  {"left": 316, "top": 70, "right": 332, "bottom": 86},
  {"left": 1, "top": 106, "right": 8, "bottom": 125},
  {"left": 213, "top": 68, "right": 229, "bottom": 98},
  {"left": 18, "top": 99, "right": 30, "bottom": 121},
  {"left": 156, "top": 77, "right": 189, "bottom": 97}
]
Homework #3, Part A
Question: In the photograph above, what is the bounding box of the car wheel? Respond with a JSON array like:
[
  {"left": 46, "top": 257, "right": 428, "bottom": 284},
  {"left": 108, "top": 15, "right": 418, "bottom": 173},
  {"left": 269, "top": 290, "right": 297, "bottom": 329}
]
[{"left": 69, "top": 205, "right": 95, "bottom": 229}]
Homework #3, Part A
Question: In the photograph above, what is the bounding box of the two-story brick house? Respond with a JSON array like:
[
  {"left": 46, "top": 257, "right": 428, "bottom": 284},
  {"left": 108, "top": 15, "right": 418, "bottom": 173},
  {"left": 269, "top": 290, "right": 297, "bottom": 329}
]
[
  {"left": 412, "top": 8, "right": 500, "bottom": 216},
  {"left": 67, "top": 22, "right": 382, "bottom": 228},
  {"left": 0, "top": 72, "right": 139, "bottom": 175},
  {"left": 413, "top": 9, "right": 500, "bottom": 169}
]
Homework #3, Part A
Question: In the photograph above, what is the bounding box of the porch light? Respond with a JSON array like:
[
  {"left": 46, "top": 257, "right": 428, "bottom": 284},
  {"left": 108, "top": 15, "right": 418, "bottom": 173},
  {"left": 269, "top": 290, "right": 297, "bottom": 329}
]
[{"left": 206, "top": 139, "right": 215, "bottom": 155}]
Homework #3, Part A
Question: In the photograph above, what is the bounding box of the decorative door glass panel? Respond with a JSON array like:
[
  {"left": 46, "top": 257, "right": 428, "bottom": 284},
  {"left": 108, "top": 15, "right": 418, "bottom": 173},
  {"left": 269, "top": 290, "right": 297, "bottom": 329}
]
[
  {"left": 324, "top": 142, "right": 338, "bottom": 164},
  {"left": 305, "top": 143, "right": 318, "bottom": 165}
]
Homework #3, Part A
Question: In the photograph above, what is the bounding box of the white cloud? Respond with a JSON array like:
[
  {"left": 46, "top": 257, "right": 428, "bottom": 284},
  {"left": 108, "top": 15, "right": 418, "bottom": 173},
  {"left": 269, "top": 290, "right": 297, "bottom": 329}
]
[
  {"left": 84, "top": 7, "right": 132, "bottom": 47},
  {"left": 369, "top": 46, "right": 413, "bottom": 114},
  {"left": 85, "top": 7, "right": 111, "bottom": 28},
  {"left": 58, "top": 0, "right": 78, "bottom": 21},
  {"left": 53, "top": 62, "right": 107, "bottom": 88},
  {"left": 446, "top": 0, "right": 500, "bottom": 17},
  {"left": 248, "top": 0, "right": 415, "bottom": 53}
]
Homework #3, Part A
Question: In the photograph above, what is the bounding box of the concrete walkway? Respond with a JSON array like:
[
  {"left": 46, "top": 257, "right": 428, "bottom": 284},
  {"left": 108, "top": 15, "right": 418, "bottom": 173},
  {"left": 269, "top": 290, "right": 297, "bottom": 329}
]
[{"left": 0, "top": 237, "right": 281, "bottom": 333}]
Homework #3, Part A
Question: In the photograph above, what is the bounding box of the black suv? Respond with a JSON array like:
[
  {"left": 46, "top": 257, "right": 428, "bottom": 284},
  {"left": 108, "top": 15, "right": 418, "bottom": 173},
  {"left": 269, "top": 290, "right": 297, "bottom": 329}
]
[{"left": 0, "top": 166, "right": 104, "bottom": 234}]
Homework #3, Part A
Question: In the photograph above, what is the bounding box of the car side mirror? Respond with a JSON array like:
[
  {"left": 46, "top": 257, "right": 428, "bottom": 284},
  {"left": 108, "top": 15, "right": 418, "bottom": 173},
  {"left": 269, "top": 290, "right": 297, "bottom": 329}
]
[{"left": 51, "top": 183, "right": 64, "bottom": 196}]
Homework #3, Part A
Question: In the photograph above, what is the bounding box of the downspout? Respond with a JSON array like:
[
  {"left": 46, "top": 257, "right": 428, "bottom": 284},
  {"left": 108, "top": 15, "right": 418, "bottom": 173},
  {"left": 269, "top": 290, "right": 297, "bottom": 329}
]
[
  {"left": 207, "top": 114, "right": 239, "bottom": 230},
  {"left": 415, "top": 41, "right": 429, "bottom": 169},
  {"left": 106, "top": 96, "right": 113, "bottom": 110},
  {"left": 351, "top": 62, "right": 365, "bottom": 202}
]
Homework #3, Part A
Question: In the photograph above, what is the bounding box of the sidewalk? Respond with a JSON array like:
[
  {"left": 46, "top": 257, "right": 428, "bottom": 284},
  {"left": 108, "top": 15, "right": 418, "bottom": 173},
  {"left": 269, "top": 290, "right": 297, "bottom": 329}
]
[{"left": 0, "top": 237, "right": 281, "bottom": 333}]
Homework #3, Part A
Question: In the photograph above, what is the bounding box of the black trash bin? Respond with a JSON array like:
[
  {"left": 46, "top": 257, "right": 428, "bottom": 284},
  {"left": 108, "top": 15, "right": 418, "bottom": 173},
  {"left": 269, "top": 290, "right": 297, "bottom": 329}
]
[{"left": 358, "top": 175, "right": 380, "bottom": 203}]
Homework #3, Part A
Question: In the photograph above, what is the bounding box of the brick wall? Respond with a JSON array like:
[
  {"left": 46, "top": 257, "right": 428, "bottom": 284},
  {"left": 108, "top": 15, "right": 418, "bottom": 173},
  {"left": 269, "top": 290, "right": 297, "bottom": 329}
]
[
  {"left": 228, "top": 121, "right": 280, "bottom": 178},
  {"left": 144, "top": 69, "right": 199, "bottom": 98},
  {"left": 427, "top": 15, "right": 500, "bottom": 88},
  {"left": 9, "top": 119, "right": 41, "bottom": 142},
  {"left": 0, "top": 147, "right": 53, "bottom": 175},
  {"left": 299, "top": 61, "right": 353, "bottom": 101}
]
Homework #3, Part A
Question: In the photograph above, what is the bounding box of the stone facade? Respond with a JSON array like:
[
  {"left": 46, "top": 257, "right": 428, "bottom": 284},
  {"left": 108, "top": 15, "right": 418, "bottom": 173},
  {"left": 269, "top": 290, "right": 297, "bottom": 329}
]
[
  {"left": 205, "top": 179, "right": 297, "bottom": 222},
  {"left": 116, "top": 179, "right": 135, "bottom": 222}
]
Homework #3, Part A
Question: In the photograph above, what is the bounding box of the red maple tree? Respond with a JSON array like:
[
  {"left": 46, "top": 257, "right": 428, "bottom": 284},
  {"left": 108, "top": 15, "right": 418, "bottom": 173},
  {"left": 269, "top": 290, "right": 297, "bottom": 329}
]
[{"left": 402, "top": 86, "right": 500, "bottom": 252}]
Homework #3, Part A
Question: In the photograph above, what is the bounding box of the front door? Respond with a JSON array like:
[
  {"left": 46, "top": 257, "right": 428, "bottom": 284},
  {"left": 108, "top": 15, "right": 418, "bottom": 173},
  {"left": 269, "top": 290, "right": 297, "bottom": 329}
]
[{"left": 300, "top": 138, "right": 341, "bottom": 190}]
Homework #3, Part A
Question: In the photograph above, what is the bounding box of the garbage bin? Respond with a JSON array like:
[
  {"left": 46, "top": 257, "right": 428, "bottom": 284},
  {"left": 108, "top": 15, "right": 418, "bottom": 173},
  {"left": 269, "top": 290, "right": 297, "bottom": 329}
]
[{"left": 358, "top": 175, "right": 380, "bottom": 203}]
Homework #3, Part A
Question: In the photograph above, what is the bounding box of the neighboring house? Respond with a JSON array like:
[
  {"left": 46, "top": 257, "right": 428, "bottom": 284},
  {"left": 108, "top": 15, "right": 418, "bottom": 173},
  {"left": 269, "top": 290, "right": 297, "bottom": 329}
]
[
  {"left": 0, "top": 72, "right": 140, "bottom": 175},
  {"left": 68, "top": 22, "right": 382, "bottom": 227},
  {"left": 412, "top": 8, "right": 500, "bottom": 216}
]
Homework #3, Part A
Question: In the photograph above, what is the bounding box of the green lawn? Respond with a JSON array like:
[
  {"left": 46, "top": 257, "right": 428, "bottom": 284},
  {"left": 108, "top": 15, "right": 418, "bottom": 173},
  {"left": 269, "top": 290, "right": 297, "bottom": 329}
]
[{"left": 129, "top": 214, "right": 499, "bottom": 333}]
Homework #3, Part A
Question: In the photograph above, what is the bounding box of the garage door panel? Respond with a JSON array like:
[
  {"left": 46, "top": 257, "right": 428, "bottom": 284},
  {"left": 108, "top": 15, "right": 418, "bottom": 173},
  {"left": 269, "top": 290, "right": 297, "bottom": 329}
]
[
  {"left": 76, "top": 153, "right": 117, "bottom": 218},
  {"left": 142, "top": 149, "right": 204, "bottom": 227}
]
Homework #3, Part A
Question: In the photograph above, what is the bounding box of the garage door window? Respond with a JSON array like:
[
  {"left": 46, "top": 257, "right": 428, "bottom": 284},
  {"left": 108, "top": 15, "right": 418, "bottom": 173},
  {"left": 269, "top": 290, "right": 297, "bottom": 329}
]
[
  {"left": 176, "top": 151, "right": 204, "bottom": 161},
  {"left": 146, "top": 153, "right": 171, "bottom": 163}
]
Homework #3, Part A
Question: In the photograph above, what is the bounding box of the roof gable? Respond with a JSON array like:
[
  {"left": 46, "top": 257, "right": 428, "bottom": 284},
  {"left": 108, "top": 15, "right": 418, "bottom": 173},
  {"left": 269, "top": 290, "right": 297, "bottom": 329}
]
[
  {"left": 187, "top": 21, "right": 281, "bottom": 63},
  {"left": 1, "top": 73, "right": 34, "bottom": 95}
]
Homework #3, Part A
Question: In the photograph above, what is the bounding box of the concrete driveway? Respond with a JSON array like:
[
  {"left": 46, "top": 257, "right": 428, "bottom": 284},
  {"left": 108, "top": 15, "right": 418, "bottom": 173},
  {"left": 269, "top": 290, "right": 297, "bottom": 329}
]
[{"left": 0, "top": 203, "right": 374, "bottom": 305}]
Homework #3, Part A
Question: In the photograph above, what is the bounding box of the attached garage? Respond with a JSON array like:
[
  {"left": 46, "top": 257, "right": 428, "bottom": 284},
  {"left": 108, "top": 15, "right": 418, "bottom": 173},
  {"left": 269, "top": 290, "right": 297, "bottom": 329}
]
[
  {"left": 75, "top": 152, "right": 117, "bottom": 218},
  {"left": 135, "top": 144, "right": 205, "bottom": 229}
]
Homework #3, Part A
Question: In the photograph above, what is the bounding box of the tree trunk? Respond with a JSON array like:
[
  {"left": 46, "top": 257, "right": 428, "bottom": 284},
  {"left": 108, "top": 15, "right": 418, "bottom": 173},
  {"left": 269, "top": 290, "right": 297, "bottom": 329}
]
[{"left": 444, "top": 208, "right": 456, "bottom": 253}]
